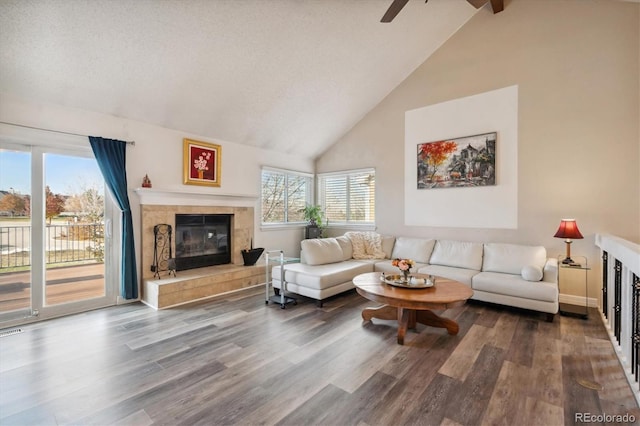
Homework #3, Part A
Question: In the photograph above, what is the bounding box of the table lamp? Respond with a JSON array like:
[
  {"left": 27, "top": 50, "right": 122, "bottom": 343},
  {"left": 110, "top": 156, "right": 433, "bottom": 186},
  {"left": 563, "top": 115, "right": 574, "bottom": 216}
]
[{"left": 554, "top": 219, "right": 584, "bottom": 264}]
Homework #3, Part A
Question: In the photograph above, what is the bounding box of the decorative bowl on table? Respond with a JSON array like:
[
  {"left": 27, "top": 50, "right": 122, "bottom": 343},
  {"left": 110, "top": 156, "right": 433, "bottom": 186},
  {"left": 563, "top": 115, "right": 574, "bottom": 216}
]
[{"left": 382, "top": 274, "right": 434, "bottom": 289}]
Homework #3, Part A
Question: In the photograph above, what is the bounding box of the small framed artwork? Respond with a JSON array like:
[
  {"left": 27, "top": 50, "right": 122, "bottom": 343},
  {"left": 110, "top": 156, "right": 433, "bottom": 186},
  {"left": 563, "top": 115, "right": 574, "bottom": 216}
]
[
  {"left": 183, "top": 138, "right": 222, "bottom": 187},
  {"left": 417, "top": 132, "right": 496, "bottom": 189}
]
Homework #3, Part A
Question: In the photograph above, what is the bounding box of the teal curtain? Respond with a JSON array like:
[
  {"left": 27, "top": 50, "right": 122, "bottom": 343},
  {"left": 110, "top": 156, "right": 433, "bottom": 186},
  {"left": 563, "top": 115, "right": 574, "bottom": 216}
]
[{"left": 89, "top": 136, "right": 138, "bottom": 299}]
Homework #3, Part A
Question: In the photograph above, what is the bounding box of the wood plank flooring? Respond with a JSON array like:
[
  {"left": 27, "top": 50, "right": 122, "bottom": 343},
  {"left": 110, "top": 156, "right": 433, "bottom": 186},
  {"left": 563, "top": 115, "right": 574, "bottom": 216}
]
[{"left": 0, "top": 286, "right": 638, "bottom": 426}]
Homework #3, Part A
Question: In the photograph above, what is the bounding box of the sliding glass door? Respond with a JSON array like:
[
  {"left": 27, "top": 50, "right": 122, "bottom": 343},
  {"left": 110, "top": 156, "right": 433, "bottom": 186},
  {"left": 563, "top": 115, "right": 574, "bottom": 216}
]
[
  {"left": 0, "top": 147, "right": 32, "bottom": 318},
  {"left": 0, "top": 142, "right": 118, "bottom": 326},
  {"left": 43, "top": 152, "right": 109, "bottom": 306}
]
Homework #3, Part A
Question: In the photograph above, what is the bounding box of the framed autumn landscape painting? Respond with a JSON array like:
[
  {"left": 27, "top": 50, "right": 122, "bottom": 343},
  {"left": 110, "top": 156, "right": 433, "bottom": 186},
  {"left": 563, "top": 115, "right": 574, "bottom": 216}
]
[
  {"left": 417, "top": 132, "right": 496, "bottom": 189},
  {"left": 183, "top": 138, "right": 221, "bottom": 187}
]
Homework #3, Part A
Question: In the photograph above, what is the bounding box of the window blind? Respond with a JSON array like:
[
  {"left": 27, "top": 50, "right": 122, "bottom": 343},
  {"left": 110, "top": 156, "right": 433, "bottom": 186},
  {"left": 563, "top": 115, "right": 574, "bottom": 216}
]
[{"left": 318, "top": 169, "right": 375, "bottom": 225}]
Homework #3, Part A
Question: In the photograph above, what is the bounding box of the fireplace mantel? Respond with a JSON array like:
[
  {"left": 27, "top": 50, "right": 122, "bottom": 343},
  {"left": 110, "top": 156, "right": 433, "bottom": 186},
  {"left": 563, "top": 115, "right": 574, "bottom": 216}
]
[{"left": 133, "top": 187, "right": 258, "bottom": 207}]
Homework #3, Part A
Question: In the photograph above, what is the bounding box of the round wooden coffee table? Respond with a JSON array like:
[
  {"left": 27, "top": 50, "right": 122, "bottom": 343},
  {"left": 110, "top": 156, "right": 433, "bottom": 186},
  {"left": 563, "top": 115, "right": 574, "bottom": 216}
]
[{"left": 353, "top": 272, "right": 473, "bottom": 345}]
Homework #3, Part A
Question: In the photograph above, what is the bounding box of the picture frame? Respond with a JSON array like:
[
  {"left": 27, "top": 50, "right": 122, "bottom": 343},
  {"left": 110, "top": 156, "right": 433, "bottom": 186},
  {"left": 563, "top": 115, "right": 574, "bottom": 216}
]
[
  {"left": 183, "top": 138, "right": 221, "bottom": 187},
  {"left": 417, "top": 132, "right": 496, "bottom": 189}
]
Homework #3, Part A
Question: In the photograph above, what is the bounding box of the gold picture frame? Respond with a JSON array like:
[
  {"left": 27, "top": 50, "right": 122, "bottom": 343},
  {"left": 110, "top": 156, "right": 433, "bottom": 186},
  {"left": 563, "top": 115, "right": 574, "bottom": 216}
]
[{"left": 183, "top": 138, "right": 221, "bottom": 187}]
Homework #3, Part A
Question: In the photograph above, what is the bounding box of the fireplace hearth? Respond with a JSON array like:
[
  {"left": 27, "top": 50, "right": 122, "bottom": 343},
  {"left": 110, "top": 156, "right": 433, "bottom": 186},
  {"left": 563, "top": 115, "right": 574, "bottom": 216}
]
[
  {"left": 138, "top": 194, "right": 260, "bottom": 308},
  {"left": 174, "top": 213, "right": 232, "bottom": 271}
]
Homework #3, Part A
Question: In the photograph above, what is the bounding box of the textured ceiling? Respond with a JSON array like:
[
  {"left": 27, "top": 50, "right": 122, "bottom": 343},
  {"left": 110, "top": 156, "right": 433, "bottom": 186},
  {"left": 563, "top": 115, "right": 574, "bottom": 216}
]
[{"left": 0, "top": 0, "right": 480, "bottom": 158}]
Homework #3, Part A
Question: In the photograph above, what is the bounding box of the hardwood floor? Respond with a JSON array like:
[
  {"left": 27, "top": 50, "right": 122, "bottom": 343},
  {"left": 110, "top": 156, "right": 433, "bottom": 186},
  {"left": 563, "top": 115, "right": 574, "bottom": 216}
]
[{"left": 0, "top": 286, "right": 637, "bottom": 426}]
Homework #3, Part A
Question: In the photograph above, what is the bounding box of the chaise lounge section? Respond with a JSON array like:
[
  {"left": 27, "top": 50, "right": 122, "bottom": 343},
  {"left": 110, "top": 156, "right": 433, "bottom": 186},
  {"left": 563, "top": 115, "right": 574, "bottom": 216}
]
[{"left": 272, "top": 233, "right": 558, "bottom": 318}]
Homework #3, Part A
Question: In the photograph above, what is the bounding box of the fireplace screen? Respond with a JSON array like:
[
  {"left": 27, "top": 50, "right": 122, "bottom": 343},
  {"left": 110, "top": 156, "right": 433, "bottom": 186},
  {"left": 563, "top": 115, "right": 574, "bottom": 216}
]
[{"left": 174, "top": 214, "right": 232, "bottom": 271}]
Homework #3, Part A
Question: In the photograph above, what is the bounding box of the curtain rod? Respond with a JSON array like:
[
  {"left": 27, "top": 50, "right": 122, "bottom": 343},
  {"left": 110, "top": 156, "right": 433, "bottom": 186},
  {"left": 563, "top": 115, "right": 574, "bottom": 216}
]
[{"left": 0, "top": 121, "right": 135, "bottom": 145}]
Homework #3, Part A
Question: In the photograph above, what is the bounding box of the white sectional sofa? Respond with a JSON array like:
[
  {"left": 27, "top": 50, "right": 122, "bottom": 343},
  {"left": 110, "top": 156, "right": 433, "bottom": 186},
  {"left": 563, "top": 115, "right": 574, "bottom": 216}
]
[{"left": 272, "top": 233, "right": 559, "bottom": 320}]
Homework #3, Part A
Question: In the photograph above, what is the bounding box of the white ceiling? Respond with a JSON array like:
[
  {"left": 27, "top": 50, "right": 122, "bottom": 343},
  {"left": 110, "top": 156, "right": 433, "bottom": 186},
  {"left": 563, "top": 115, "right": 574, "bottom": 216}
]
[{"left": 0, "top": 0, "right": 482, "bottom": 158}]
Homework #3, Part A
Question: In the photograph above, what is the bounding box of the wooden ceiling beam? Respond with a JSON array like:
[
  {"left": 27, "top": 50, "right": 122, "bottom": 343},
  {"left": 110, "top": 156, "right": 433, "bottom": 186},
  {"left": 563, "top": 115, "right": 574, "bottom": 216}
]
[{"left": 490, "top": 0, "right": 504, "bottom": 13}]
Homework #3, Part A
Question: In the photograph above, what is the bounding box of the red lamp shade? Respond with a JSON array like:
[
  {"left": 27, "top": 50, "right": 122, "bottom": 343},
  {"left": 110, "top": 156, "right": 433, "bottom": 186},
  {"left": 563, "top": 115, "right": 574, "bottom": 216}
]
[
  {"left": 554, "top": 219, "right": 583, "bottom": 264},
  {"left": 553, "top": 219, "right": 584, "bottom": 240}
]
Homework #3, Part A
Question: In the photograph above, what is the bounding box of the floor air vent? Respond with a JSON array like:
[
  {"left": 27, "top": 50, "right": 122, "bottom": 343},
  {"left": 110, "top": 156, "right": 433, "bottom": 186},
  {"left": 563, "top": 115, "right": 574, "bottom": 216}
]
[{"left": 0, "top": 328, "right": 23, "bottom": 338}]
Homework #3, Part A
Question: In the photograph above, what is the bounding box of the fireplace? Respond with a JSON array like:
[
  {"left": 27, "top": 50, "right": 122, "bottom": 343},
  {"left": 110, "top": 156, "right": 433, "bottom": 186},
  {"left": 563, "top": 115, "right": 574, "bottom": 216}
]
[{"left": 174, "top": 213, "right": 232, "bottom": 271}]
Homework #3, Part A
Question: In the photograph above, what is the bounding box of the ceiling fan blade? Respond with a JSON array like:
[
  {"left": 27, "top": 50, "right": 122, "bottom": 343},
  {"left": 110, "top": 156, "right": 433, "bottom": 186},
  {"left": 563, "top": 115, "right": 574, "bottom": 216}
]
[
  {"left": 466, "top": 0, "right": 504, "bottom": 13},
  {"left": 466, "top": 0, "right": 487, "bottom": 8},
  {"left": 381, "top": 0, "right": 410, "bottom": 23}
]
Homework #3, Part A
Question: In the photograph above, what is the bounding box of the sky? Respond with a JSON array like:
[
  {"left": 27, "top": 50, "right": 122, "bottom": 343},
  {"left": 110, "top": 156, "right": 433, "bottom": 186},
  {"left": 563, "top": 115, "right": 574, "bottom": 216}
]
[{"left": 0, "top": 150, "right": 104, "bottom": 196}]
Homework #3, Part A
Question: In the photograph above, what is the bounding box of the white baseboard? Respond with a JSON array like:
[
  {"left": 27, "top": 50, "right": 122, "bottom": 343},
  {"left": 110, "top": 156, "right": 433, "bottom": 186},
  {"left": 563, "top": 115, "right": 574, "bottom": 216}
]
[
  {"left": 117, "top": 296, "right": 140, "bottom": 305},
  {"left": 559, "top": 293, "right": 598, "bottom": 308}
]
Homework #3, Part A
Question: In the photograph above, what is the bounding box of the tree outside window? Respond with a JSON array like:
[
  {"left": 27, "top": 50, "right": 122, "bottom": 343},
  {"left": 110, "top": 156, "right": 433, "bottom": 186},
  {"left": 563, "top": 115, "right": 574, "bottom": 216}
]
[{"left": 261, "top": 168, "right": 312, "bottom": 225}]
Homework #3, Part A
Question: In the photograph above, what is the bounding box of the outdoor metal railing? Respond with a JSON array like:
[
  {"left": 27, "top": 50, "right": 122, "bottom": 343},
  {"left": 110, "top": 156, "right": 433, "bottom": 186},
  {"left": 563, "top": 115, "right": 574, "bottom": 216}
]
[
  {"left": 0, "top": 223, "right": 104, "bottom": 269},
  {"left": 596, "top": 233, "right": 640, "bottom": 406}
]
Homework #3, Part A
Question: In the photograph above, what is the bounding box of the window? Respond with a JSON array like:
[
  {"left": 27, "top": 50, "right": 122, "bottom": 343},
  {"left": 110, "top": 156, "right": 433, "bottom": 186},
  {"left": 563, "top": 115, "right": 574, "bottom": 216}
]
[
  {"left": 318, "top": 168, "right": 375, "bottom": 226},
  {"left": 261, "top": 167, "right": 312, "bottom": 225}
]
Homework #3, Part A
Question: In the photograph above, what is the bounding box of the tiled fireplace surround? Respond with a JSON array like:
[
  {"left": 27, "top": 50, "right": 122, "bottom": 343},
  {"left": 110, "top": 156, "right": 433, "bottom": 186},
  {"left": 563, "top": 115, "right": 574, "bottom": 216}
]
[{"left": 137, "top": 189, "right": 266, "bottom": 309}]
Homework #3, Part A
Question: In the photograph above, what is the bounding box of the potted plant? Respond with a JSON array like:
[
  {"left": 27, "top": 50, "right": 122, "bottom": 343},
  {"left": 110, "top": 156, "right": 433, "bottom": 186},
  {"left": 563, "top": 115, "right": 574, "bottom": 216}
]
[{"left": 301, "top": 204, "right": 325, "bottom": 238}]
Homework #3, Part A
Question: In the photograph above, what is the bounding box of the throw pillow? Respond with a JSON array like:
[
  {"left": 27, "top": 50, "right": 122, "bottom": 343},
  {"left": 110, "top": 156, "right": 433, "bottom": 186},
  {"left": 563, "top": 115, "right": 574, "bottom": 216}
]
[
  {"left": 521, "top": 265, "right": 543, "bottom": 282},
  {"left": 345, "top": 231, "right": 386, "bottom": 259}
]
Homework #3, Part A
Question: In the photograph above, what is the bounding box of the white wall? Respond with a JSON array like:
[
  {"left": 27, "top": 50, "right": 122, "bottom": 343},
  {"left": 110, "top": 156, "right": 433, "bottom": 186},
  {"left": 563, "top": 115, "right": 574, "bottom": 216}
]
[
  {"left": 405, "top": 85, "right": 518, "bottom": 229},
  {"left": 0, "top": 93, "right": 314, "bottom": 294},
  {"left": 317, "top": 0, "right": 640, "bottom": 301}
]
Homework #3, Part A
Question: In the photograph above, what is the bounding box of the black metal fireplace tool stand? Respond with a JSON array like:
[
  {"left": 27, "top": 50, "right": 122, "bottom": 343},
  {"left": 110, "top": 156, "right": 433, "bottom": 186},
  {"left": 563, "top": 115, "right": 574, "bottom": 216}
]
[{"left": 152, "top": 224, "right": 176, "bottom": 279}]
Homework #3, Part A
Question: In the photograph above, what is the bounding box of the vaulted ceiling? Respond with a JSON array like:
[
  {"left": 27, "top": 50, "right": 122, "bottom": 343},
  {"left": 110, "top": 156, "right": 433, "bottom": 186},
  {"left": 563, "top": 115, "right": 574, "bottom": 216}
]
[{"left": 0, "top": 0, "right": 491, "bottom": 158}]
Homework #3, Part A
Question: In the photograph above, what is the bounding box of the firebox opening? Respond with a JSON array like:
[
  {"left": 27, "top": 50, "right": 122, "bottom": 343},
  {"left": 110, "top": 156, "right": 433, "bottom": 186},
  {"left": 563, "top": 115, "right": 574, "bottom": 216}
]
[{"left": 174, "top": 214, "right": 232, "bottom": 271}]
